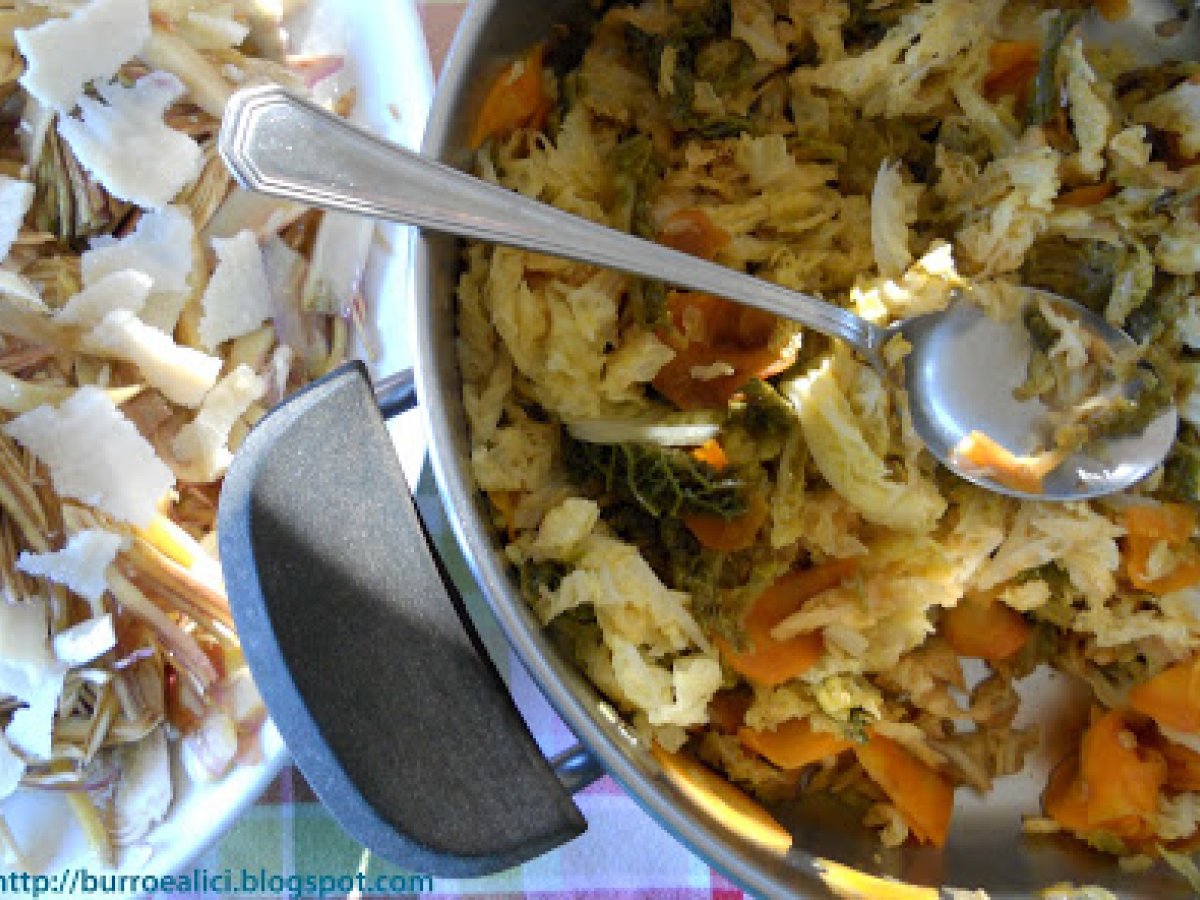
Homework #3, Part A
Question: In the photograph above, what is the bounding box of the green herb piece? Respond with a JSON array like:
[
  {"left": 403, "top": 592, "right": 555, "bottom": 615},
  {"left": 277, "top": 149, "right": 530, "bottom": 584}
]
[
  {"left": 728, "top": 379, "right": 797, "bottom": 440},
  {"left": 612, "top": 133, "right": 661, "bottom": 239},
  {"left": 519, "top": 559, "right": 570, "bottom": 602},
  {"left": 1026, "top": 10, "right": 1083, "bottom": 128},
  {"left": 1021, "top": 238, "right": 1119, "bottom": 314},
  {"left": 564, "top": 435, "right": 748, "bottom": 519}
]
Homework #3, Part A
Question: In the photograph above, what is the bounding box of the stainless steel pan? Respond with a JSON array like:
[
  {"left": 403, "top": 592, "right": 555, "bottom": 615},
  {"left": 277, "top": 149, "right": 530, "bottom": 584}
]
[{"left": 218, "top": 1, "right": 1200, "bottom": 895}]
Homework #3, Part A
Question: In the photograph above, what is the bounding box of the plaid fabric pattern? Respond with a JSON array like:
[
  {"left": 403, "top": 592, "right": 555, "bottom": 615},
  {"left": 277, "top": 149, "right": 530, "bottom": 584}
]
[{"left": 185, "top": 4, "right": 749, "bottom": 897}]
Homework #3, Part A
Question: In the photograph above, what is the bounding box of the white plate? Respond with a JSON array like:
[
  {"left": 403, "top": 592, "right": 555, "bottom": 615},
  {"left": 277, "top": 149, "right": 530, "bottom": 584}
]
[{"left": 0, "top": 0, "right": 433, "bottom": 894}]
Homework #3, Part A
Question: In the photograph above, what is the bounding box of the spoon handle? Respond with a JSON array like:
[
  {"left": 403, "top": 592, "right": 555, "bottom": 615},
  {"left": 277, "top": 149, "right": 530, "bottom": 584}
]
[{"left": 220, "top": 85, "right": 881, "bottom": 357}]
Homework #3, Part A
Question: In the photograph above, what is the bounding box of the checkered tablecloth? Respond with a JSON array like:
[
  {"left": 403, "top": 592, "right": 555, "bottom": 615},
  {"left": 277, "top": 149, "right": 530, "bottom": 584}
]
[{"left": 189, "top": 5, "right": 750, "bottom": 898}]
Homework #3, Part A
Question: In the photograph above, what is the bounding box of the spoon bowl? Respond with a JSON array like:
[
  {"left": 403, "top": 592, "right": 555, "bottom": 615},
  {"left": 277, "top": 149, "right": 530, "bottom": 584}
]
[
  {"left": 895, "top": 297, "right": 1177, "bottom": 500},
  {"left": 219, "top": 85, "right": 1177, "bottom": 501}
]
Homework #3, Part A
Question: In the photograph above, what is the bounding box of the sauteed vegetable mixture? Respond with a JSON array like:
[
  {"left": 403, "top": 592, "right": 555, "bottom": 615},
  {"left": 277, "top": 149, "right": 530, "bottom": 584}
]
[
  {"left": 0, "top": 0, "right": 360, "bottom": 867},
  {"left": 458, "top": 0, "right": 1200, "bottom": 877}
]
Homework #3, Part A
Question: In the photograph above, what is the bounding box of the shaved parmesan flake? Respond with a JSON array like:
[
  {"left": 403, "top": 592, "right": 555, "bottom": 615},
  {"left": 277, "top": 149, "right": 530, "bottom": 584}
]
[
  {"left": 3, "top": 386, "right": 174, "bottom": 527},
  {"left": 84, "top": 205, "right": 194, "bottom": 331},
  {"left": 198, "top": 230, "right": 271, "bottom": 350},
  {"left": 172, "top": 364, "right": 265, "bottom": 480},
  {"left": 0, "top": 735, "right": 24, "bottom": 802},
  {"left": 53, "top": 270, "right": 151, "bottom": 328},
  {"left": 84, "top": 206, "right": 194, "bottom": 293},
  {"left": 17, "top": 529, "right": 123, "bottom": 603},
  {"left": 0, "top": 599, "right": 54, "bottom": 701},
  {"left": 53, "top": 614, "right": 117, "bottom": 666},
  {"left": 6, "top": 666, "right": 64, "bottom": 761},
  {"left": 57, "top": 72, "right": 202, "bottom": 210},
  {"left": 86, "top": 309, "right": 221, "bottom": 407},
  {"left": 0, "top": 177, "right": 34, "bottom": 264},
  {"left": 14, "top": 0, "right": 150, "bottom": 111},
  {"left": 114, "top": 725, "right": 172, "bottom": 843}
]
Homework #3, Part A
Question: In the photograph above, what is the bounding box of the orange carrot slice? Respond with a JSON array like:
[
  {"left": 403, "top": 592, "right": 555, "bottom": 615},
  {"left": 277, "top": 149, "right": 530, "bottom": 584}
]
[
  {"left": 1123, "top": 503, "right": 1198, "bottom": 543},
  {"left": 716, "top": 559, "right": 857, "bottom": 687},
  {"left": 950, "top": 431, "right": 1064, "bottom": 495},
  {"left": 854, "top": 733, "right": 955, "bottom": 847},
  {"left": 469, "top": 44, "right": 549, "bottom": 149},
  {"left": 653, "top": 292, "right": 791, "bottom": 411},
  {"left": 738, "top": 717, "right": 853, "bottom": 770},
  {"left": 1121, "top": 504, "right": 1200, "bottom": 593},
  {"left": 658, "top": 208, "right": 731, "bottom": 261},
  {"left": 1131, "top": 655, "right": 1200, "bottom": 735},
  {"left": 684, "top": 489, "right": 770, "bottom": 552},
  {"left": 1080, "top": 709, "right": 1166, "bottom": 840},
  {"left": 1044, "top": 753, "right": 1091, "bottom": 833},
  {"left": 1055, "top": 182, "right": 1116, "bottom": 207},
  {"left": 940, "top": 592, "right": 1032, "bottom": 662},
  {"left": 983, "top": 41, "right": 1040, "bottom": 101},
  {"left": 691, "top": 438, "right": 729, "bottom": 470}
]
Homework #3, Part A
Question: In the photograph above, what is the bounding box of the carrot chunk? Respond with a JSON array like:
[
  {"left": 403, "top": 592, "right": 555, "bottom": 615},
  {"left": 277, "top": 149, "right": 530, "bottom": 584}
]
[
  {"left": 940, "top": 592, "right": 1032, "bottom": 662},
  {"left": 658, "top": 208, "right": 731, "bottom": 261},
  {"left": 691, "top": 438, "right": 728, "bottom": 470},
  {"left": 1130, "top": 654, "right": 1200, "bottom": 735},
  {"left": 716, "top": 559, "right": 856, "bottom": 687},
  {"left": 1045, "top": 709, "right": 1168, "bottom": 842},
  {"left": 854, "top": 733, "right": 955, "bottom": 847},
  {"left": 1122, "top": 503, "right": 1197, "bottom": 543},
  {"left": 983, "top": 41, "right": 1040, "bottom": 101},
  {"left": 1055, "top": 182, "right": 1116, "bottom": 208},
  {"left": 738, "top": 717, "right": 853, "bottom": 770},
  {"left": 652, "top": 292, "right": 792, "bottom": 411},
  {"left": 469, "top": 44, "right": 549, "bottom": 149},
  {"left": 1044, "top": 754, "right": 1091, "bottom": 833},
  {"left": 950, "top": 430, "right": 1064, "bottom": 495},
  {"left": 1121, "top": 504, "right": 1200, "bottom": 593},
  {"left": 684, "top": 488, "right": 770, "bottom": 552},
  {"left": 1080, "top": 709, "right": 1166, "bottom": 840}
]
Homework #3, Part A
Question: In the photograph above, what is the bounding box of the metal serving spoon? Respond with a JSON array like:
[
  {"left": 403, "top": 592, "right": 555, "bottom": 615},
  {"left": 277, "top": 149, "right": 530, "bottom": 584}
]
[{"left": 218, "top": 84, "right": 1177, "bottom": 501}]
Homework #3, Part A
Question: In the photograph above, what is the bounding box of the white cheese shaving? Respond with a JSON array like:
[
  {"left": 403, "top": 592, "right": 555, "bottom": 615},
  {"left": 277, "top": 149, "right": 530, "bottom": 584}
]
[
  {"left": 53, "top": 269, "right": 151, "bottom": 328},
  {"left": 172, "top": 364, "right": 265, "bottom": 480},
  {"left": 0, "top": 599, "right": 55, "bottom": 701},
  {"left": 53, "top": 614, "right": 117, "bottom": 666},
  {"left": 113, "top": 725, "right": 172, "bottom": 843},
  {"left": 86, "top": 309, "right": 221, "bottom": 407},
  {"left": 0, "top": 177, "right": 34, "bottom": 264},
  {"left": 84, "top": 205, "right": 195, "bottom": 331},
  {"left": 17, "top": 529, "right": 123, "bottom": 603},
  {"left": 0, "top": 735, "right": 25, "bottom": 802},
  {"left": 57, "top": 72, "right": 202, "bottom": 210},
  {"left": 5, "top": 666, "right": 64, "bottom": 761},
  {"left": 3, "top": 386, "right": 174, "bottom": 527},
  {"left": 14, "top": 0, "right": 150, "bottom": 112},
  {"left": 198, "top": 230, "right": 271, "bottom": 350},
  {"left": 84, "top": 205, "right": 194, "bottom": 292}
]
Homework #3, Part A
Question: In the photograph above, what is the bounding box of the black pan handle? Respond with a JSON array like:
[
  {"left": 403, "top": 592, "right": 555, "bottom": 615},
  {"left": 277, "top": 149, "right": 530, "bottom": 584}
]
[{"left": 218, "top": 361, "right": 588, "bottom": 877}]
